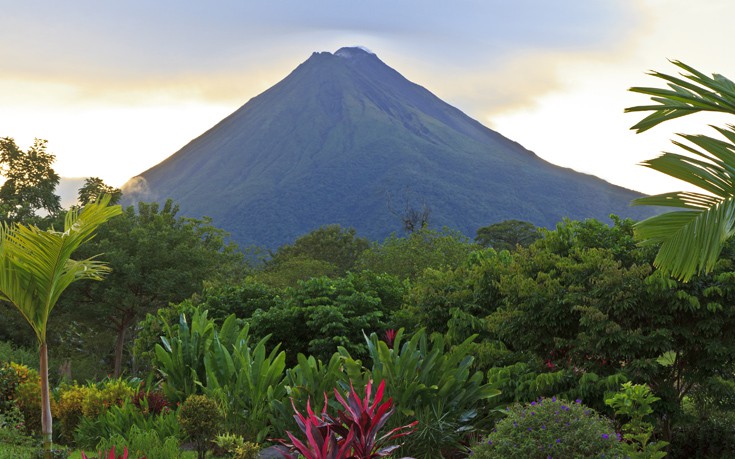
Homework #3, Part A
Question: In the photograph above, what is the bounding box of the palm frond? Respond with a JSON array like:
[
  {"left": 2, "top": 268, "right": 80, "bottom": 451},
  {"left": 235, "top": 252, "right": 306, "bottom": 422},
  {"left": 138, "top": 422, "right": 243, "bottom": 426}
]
[
  {"left": 634, "top": 198, "right": 735, "bottom": 281},
  {"left": 626, "top": 60, "right": 735, "bottom": 133},
  {"left": 0, "top": 196, "right": 121, "bottom": 343}
]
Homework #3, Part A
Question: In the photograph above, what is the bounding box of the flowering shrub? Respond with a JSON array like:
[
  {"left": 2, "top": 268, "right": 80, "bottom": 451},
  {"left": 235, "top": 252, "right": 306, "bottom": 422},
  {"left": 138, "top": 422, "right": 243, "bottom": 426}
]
[{"left": 471, "top": 397, "right": 625, "bottom": 458}]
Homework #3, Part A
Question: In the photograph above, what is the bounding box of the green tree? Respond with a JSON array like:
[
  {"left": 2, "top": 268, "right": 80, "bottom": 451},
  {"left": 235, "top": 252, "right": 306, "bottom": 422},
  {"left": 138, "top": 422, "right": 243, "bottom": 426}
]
[
  {"left": 77, "top": 177, "right": 122, "bottom": 206},
  {"left": 0, "top": 196, "right": 121, "bottom": 456},
  {"left": 0, "top": 137, "right": 61, "bottom": 225},
  {"left": 268, "top": 224, "right": 369, "bottom": 275},
  {"left": 62, "top": 199, "right": 245, "bottom": 377},
  {"left": 626, "top": 60, "right": 735, "bottom": 281},
  {"left": 356, "top": 227, "right": 476, "bottom": 280},
  {"left": 475, "top": 219, "right": 540, "bottom": 251}
]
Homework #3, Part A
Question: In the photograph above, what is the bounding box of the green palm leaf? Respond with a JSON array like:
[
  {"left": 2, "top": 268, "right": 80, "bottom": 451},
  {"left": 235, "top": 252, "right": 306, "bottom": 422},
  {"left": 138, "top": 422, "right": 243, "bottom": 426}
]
[
  {"left": 0, "top": 195, "right": 121, "bottom": 343},
  {"left": 628, "top": 61, "right": 735, "bottom": 281}
]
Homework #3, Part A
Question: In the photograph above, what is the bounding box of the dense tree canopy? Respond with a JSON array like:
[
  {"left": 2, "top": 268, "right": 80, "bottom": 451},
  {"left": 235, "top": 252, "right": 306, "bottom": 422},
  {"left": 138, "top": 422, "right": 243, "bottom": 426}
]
[
  {"left": 59, "top": 199, "right": 246, "bottom": 377},
  {"left": 0, "top": 137, "right": 60, "bottom": 225}
]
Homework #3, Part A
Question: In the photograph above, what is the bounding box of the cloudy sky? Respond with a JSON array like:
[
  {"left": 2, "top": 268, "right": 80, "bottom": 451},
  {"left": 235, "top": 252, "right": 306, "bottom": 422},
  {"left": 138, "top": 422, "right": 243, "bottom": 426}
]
[{"left": 2, "top": 0, "right": 734, "bottom": 199}]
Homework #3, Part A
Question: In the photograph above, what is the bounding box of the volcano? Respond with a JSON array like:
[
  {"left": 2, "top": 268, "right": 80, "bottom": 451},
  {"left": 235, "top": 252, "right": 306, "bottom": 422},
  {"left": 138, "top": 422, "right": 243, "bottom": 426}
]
[{"left": 123, "top": 46, "right": 653, "bottom": 248}]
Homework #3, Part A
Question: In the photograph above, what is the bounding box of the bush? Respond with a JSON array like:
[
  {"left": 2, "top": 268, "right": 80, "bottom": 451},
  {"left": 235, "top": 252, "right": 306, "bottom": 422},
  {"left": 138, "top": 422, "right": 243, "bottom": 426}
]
[
  {"left": 669, "top": 410, "right": 735, "bottom": 459},
  {"left": 178, "top": 394, "right": 222, "bottom": 459},
  {"left": 0, "top": 404, "right": 33, "bottom": 446},
  {"left": 81, "top": 379, "right": 136, "bottom": 419},
  {"left": 470, "top": 397, "right": 625, "bottom": 458},
  {"left": 14, "top": 371, "right": 57, "bottom": 436},
  {"left": 95, "top": 425, "right": 180, "bottom": 459},
  {"left": 74, "top": 401, "right": 179, "bottom": 450},
  {"left": 56, "top": 384, "right": 93, "bottom": 444}
]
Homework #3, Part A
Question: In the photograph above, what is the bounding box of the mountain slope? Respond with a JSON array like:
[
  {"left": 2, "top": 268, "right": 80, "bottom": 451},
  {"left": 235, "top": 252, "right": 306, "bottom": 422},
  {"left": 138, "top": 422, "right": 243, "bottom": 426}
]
[{"left": 123, "top": 47, "right": 653, "bottom": 248}]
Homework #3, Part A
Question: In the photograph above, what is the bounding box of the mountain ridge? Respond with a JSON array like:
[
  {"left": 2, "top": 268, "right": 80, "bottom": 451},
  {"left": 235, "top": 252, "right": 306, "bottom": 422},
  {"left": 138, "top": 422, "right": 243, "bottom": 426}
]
[{"left": 123, "top": 46, "right": 653, "bottom": 248}]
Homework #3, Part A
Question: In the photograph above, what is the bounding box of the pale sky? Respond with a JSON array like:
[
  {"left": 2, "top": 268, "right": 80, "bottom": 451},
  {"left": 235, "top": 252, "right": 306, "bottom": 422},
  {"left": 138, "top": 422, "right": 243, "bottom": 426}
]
[{"left": 2, "top": 0, "right": 734, "bottom": 201}]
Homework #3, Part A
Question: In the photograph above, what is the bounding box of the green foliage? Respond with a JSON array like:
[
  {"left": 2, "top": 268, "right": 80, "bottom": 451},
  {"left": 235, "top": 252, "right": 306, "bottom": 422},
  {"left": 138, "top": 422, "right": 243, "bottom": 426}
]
[
  {"left": 212, "top": 432, "right": 245, "bottom": 457},
  {"left": 178, "top": 394, "right": 222, "bottom": 459},
  {"left": 340, "top": 329, "right": 500, "bottom": 458},
  {"left": 471, "top": 397, "right": 624, "bottom": 458},
  {"left": 356, "top": 228, "right": 476, "bottom": 280},
  {"left": 475, "top": 219, "right": 540, "bottom": 251},
  {"left": 154, "top": 309, "right": 216, "bottom": 403},
  {"left": 61, "top": 199, "right": 245, "bottom": 377},
  {"left": 74, "top": 401, "right": 180, "bottom": 450},
  {"left": 249, "top": 272, "right": 399, "bottom": 364},
  {"left": 267, "top": 224, "right": 369, "bottom": 275},
  {"left": 0, "top": 404, "right": 33, "bottom": 446},
  {"left": 0, "top": 342, "right": 39, "bottom": 369},
  {"left": 77, "top": 178, "right": 122, "bottom": 206},
  {"left": 232, "top": 442, "right": 260, "bottom": 459},
  {"left": 626, "top": 60, "right": 735, "bottom": 281},
  {"left": 0, "top": 137, "right": 60, "bottom": 225},
  {"left": 669, "top": 409, "right": 735, "bottom": 459},
  {"left": 605, "top": 382, "right": 668, "bottom": 458},
  {"left": 201, "top": 324, "right": 287, "bottom": 442},
  {"left": 95, "top": 425, "right": 180, "bottom": 459}
]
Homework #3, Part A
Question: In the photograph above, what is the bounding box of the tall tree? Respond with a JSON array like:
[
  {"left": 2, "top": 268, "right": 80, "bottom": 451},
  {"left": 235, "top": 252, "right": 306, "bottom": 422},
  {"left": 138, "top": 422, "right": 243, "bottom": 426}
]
[
  {"left": 0, "top": 196, "right": 121, "bottom": 456},
  {"left": 0, "top": 137, "right": 61, "bottom": 224},
  {"left": 64, "top": 199, "right": 245, "bottom": 377},
  {"left": 626, "top": 61, "right": 735, "bottom": 281},
  {"left": 475, "top": 219, "right": 540, "bottom": 251},
  {"left": 77, "top": 177, "right": 122, "bottom": 206}
]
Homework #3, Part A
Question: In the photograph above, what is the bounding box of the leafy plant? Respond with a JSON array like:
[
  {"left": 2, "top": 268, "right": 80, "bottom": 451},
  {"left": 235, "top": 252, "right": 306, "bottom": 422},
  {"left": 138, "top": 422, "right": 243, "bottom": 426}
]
[
  {"left": 471, "top": 397, "right": 625, "bottom": 458},
  {"left": 605, "top": 382, "right": 668, "bottom": 458},
  {"left": 340, "top": 329, "right": 500, "bottom": 458},
  {"left": 178, "top": 394, "right": 222, "bottom": 459},
  {"left": 94, "top": 425, "right": 179, "bottom": 459},
  {"left": 281, "top": 380, "right": 416, "bottom": 459},
  {"left": 74, "top": 401, "right": 180, "bottom": 450}
]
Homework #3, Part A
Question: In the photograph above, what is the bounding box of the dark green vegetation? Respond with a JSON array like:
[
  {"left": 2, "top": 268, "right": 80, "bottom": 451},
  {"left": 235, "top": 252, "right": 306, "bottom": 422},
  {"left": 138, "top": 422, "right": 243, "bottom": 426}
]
[{"left": 123, "top": 47, "right": 654, "bottom": 249}]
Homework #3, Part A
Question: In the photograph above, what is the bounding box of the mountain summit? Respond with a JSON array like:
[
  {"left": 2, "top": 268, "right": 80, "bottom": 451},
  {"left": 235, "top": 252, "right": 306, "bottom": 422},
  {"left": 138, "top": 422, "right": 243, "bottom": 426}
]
[{"left": 123, "top": 47, "right": 652, "bottom": 248}]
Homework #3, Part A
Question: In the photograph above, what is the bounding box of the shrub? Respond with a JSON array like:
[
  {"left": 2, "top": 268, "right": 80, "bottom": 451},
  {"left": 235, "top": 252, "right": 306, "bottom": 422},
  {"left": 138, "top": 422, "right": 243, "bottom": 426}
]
[
  {"left": 232, "top": 442, "right": 260, "bottom": 459},
  {"left": 212, "top": 432, "right": 245, "bottom": 457},
  {"left": 0, "top": 404, "right": 33, "bottom": 446},
  {"left": 178, "top": 394, "right": 222, "bottom": 459},
  {"left": 340, "top": 329, "right": 500, "bottom": 458},
  {"left": 74, "top": 401, "right": 180, "bottom": 450},
  {"left": 56, "top": 384, "right": 93, "bottom": 444},
  {"left": 94, "top": 425, "right": 180, "bottom": 459},
  {"left": 0, "top": 361, "right": 22, "bottom": 413},
  {"left": 131, "top": 388, "right": 169, "bottom": 416},
  {"left": 669, "top": 410, "right": 735, "bottom": 458},
  {"left": 280, "top": 379, "right": 417, "bottom": 459},
  {"left": 605, "top": 382, "right": 668, "bottom": 458},
  {"left": 470, "top": 397, "right": 625, "bottom": 458},
  {"left": 82, "top": 379, "right": 136, "bottom": 419},
  {"left": 14, "top": 374, "right": 57, "bottom": 436}
]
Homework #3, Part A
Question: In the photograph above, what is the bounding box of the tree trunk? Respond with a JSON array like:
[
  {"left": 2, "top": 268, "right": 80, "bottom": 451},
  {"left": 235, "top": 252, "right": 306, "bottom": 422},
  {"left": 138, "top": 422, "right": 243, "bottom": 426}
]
[
  {"left": 114, "top": 323, "right": 127, "bottom": 378},
  {"left": 40, "top": 341, "right": 53, "bottom": 458}
]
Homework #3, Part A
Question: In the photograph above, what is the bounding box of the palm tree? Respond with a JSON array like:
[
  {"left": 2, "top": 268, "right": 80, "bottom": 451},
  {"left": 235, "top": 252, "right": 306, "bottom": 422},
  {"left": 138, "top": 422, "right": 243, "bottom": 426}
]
[
  {"left": 626, "top": 60, "right": 735, "bottom": 281},
  {"left": 0, "top": 196, "right": 121, "bottom": 456}
]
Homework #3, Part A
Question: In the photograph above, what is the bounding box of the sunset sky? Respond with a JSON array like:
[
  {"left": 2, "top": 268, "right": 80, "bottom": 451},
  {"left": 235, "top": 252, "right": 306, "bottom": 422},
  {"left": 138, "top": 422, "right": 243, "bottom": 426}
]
[{"left": 2, "top": 0, "right": 734, "bottom": 199}]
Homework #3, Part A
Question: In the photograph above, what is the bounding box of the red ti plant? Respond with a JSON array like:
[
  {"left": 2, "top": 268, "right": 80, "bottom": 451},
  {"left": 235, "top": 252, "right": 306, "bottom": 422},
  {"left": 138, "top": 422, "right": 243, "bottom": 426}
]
[
  {"left": 332, "top": 379, "right": 418, "bottom": 458},
  {"left": 284, "top": 395, "right": 355, "bottom": 459},
  {"left": 383, "top": 329, "right": 396, "bottom": 348},
  {"left": 281, "top": 380, "right": 417, "bottom": 459}
]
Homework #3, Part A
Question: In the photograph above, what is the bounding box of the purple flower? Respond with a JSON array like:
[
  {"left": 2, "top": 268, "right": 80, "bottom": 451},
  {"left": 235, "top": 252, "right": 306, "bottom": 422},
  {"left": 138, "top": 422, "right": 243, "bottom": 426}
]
[
  {"left": 531, "top": 401, "right": 537, "bottom": 406},
  {"left": 552, "top": 396, "right": 557, "bottom": 402},
  {"left": 575, "top": 398, "right": 582, "bottom": 404},
  {"left": 602, "top": 433, "right": 609, "bottom": 439},
  {"left": 556, "top": 439, "right": 561, "bottom": 443},
  {"left": 487, "top": 439, "right": 492, "bottom": 445}
]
